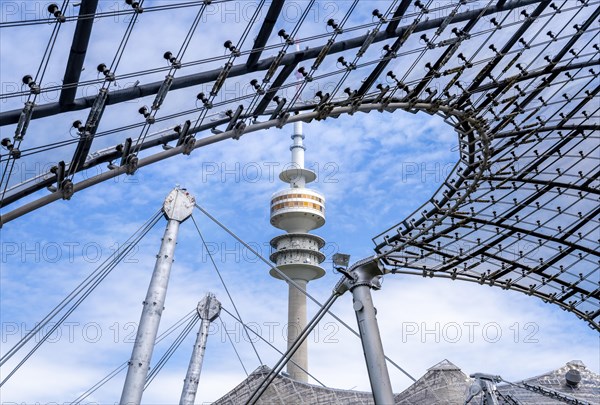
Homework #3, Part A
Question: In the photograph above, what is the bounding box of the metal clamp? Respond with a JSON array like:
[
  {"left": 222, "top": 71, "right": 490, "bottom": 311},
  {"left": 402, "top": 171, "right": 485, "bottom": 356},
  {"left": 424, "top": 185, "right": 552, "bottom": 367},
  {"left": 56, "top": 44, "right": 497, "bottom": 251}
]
[
  {"left": 182, "top": 136, "right": 195, "bottom": 156},
  {"left": 232, "top": 121, "right": 246, "bottom": 140},
  {"left": 342, "top": 257, "right": 385, "bottom": 291},
  {"left": 124, "top": 154, "right": 138, "bottom": 175},
  {"left": 60, "top": 179, "right": 74, "bottom": 200}
]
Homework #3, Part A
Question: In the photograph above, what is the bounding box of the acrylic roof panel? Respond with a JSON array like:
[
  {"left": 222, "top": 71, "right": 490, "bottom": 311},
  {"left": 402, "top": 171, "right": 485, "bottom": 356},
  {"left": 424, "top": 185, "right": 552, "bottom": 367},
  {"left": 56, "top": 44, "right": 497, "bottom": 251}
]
[{"left": 0, "top": 1, "right": 598, "bottom": 328}]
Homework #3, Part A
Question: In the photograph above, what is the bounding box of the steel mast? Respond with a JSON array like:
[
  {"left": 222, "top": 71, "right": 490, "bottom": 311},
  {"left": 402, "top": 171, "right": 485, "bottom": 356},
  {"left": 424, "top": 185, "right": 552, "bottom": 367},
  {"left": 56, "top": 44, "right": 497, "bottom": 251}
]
[
  {"left": 120, "top": 187, "right": 195, "bottom": 404},
  {"left": 179, "top": 293, "right": 221, "bottom": 405},
  {"left": 347, "top": 259, "right": 394, "bottom": 403}
]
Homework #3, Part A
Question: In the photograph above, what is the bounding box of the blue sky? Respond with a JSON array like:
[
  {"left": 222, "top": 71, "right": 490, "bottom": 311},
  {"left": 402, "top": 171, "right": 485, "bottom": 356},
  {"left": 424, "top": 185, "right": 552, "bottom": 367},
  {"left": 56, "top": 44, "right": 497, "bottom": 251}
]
[{"left": 0, "top": 1, "right": 598, "bottom": 403}]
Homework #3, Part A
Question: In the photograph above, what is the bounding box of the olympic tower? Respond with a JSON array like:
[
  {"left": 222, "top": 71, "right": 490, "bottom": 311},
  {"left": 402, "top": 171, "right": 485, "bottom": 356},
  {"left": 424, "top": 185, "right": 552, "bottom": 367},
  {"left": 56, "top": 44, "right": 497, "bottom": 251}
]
[{"left": 268, "top": 118, "right": 326, "bottom": 382}]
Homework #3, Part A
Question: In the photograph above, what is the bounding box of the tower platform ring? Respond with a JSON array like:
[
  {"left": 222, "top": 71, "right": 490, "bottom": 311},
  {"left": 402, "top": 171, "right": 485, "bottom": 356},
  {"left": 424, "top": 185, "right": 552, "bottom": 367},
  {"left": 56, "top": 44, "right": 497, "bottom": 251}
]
[
  {"left": 279, "top": 168, "right": 317, "bottom": 184},
  {"left": 269, "top": 233, "right": 326, "bottom": 249}
]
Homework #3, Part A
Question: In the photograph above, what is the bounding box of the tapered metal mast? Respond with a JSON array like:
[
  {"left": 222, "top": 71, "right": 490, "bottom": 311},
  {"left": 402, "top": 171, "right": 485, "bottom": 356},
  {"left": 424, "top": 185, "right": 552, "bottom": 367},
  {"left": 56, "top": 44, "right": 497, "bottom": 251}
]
[
  {"left": 179, "top": 294, "right": 221, "bottom": 405},
  {"left": 344, "top": 258, "right": 395, "bottom": 404},
  {"left": 120, "top": 187, "right": 195, "bottom": 405}
]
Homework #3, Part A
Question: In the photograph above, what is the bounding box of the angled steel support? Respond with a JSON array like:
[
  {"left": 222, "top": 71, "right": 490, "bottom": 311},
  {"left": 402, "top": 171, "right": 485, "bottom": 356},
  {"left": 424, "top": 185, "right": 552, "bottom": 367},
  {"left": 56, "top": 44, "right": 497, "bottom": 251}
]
[
  {"left": 385, "top": 0, "right": 412, "bottom": 36},
  {"left": 343, "top": 258, "right": 394, "bottom": 404},
  {"left": 180, "top": 294, "right": 221, "bottom": 405},
  {"left": 246, "top": 0, "right": 285, "bottom": 68},
  {"left": 409, "top": 16, "right": 479, "bottom": 99},
  {"left": 356, "top": 0, "right": 414, "bottom": 99},
  {"left": 67, "top": 90, "right": 108, "bottom": 176},
  {"left": 120, "top": 188, "right": 195, "bottom": 405},
  {"left": 59, "top": 0, "right": 99, "bottom": 106},
  {"left": 253, "top": 61, "right": 298, "bottom": 117},
  {"left": 457, "top": 0, "right": 551, "bottom": 106}
]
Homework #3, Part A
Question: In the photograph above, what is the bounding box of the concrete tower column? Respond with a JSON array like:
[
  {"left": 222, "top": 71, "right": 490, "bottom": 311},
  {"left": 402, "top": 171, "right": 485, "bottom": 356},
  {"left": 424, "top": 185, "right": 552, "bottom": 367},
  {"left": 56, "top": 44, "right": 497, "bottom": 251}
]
[{"left": 287, "top": 279, "right": 308, "bottom": 380}]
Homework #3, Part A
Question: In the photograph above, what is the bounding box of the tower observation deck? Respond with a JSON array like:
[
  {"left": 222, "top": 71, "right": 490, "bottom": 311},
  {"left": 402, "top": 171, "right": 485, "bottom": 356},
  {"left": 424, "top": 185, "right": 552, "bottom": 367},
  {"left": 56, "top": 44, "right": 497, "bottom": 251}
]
[{"left": 269, "top": 120, "right": 325, "bottom": 383}]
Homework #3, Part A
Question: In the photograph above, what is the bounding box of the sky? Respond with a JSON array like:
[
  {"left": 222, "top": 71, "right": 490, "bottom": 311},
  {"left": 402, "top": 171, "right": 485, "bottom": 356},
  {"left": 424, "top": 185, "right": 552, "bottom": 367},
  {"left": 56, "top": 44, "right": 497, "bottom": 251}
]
[{"left": 0, "top": 1, "right": 598, "bottom": 404}]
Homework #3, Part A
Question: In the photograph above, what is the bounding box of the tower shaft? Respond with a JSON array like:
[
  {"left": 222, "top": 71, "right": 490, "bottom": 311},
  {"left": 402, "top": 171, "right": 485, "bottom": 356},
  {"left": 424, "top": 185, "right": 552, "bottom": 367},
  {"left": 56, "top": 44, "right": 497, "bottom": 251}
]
[{"left": 286, "top": 279, "right": 308, "bottom": 381}]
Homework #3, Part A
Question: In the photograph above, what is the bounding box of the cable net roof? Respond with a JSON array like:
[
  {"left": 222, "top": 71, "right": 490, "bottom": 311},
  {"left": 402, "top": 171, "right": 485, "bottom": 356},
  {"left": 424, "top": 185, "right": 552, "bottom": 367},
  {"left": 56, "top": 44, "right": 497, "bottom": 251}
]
[{"left": 0, "top": 0, "right": 598, "bottom": 328}]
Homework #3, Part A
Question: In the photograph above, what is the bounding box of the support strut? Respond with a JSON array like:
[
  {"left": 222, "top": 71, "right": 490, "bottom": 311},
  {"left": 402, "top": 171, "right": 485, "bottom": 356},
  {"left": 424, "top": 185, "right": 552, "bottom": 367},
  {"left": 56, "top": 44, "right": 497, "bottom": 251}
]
[
  {"left": 119, "top": 188, "right": 195, "bottom": 405},
  {"left": 180, "top": 294, "right": 221, "bottom": 405},
  {"left": 344, "top": 258, "right": 394, "bottom": 404}
]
